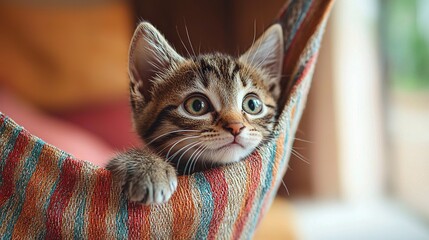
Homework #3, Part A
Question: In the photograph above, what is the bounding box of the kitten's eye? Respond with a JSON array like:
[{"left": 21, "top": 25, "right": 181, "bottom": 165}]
[
  {"left": 184, "top": 95, "right": 210, "bottom": 116},
  {"left": 243, "top": 94, "right": 263, "bottom": 115}
]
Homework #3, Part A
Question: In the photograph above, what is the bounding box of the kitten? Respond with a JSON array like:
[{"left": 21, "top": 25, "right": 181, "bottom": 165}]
[{"left": 107, "top": 22, "right": 283, "bottom": 205}]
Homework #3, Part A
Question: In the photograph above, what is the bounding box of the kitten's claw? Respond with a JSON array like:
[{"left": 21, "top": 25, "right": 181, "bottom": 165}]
[{"left": 127, "top": 161, "right": 177, "bottom": 205}]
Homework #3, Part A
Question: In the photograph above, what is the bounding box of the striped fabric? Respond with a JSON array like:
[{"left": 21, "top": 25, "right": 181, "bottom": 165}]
[{"left": 0, "top": 0, "right": 334, "bottom": 239}]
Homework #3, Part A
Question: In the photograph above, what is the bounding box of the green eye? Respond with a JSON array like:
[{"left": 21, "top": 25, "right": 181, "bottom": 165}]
[
  {"left": 184, "top": 95, "right": 210, "bottom": 116},
  {"left": 243, "top": 94, "right": 263, "bottom": 115}
]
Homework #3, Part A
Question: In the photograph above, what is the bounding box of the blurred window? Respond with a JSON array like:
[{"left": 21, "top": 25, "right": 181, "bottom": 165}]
[{"left": 381, "top": 0, "right": 429, "bottom": 219}]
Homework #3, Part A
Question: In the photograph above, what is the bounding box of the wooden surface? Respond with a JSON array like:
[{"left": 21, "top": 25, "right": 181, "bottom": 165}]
[{"left": 254, "top": 198, "right": 296, "bottom": 240}]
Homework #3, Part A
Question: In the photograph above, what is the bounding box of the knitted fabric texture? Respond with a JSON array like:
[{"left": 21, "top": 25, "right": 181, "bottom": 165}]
[{"left": 0, "top": 0, "right": 334, "bottom": 238}]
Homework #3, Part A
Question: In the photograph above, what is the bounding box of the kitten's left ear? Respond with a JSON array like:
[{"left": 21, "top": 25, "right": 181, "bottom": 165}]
[{"left": 240, "top": 24, "right": 284, "bottom": 100}]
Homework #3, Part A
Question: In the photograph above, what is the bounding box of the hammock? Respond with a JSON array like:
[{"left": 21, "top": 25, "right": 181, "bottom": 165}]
[{"left": 0, "top": 0, "right": 333, "bottom": 238}]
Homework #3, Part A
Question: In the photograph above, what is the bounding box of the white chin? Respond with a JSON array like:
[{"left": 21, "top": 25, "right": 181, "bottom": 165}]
[{"left": 203, "top": 145, "right": 254, "bottom": 165}]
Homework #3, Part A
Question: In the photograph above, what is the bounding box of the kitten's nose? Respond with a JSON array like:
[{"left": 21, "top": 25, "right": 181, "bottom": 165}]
[{"left": 223, "top": 122, "right": 245, "bottom": 136}]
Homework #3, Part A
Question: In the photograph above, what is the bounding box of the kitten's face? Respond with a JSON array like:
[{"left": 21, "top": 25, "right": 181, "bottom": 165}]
[{"left": 128, "top": 22, "right": 283, "bottom": 169}]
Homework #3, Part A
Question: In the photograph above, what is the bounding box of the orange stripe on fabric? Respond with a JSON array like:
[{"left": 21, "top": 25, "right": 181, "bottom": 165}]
[
  {"left": 11, "top": 145, "right": 62, "bottom": 239},
  {"left": 106, "top": 173, "right": 123, "bottom": 237},
  {"left": 81, "top": 167, "right": 99, "bottom": 237},
  {"left": 88, "top": 168, "right": 112, "bottom": 239},
  {"left": 231, "top": 152, "right": 263, "bottom": 239},
  {"left": 171, "top": 176, "right": 194, "bottom": 239},
  {"left": 257, "top": 134, "right": 286, "bottom": 227},
  {"left": 45, "top": 157, "right": 83, "bottom": 239},
  {"left": 128, "top": 202, "right": 150, "bottom": 239},
  {"left": 205, "top": 168, "right": 228, "bottom": 239}
]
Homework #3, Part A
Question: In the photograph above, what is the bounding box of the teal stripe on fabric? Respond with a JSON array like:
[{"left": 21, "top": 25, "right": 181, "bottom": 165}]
[
  {"left": 247, "top": 139, "right": 277, "bottom": 233},
  {"left": 73, "top": 190, "right": 87, "bottom": 239},
  {"left": 0, "top": 116, "right": 8, "bottom": 137},
  {"left": 2, "top": 139, "right": 44, "bottom": 240},
  {"left": 37, "top": 152, "right": 68, "bottom": 239},
  {"left": 73, "top": 167, "right": 90, "bottom": 239},
  {"left": 0, "top": 123, "right": 22, "bottom": 187},
  {"left": 116, "top": 195, "right": 129, "bottom": 239},
  {"left": 293, "top": 94, "right": 303, "bottom": 125},
  {"left": 284, "top": 0, "right": 313, "bottom": 51},
  {"left": 194, "top": 172, "right": 214, "bottom": 239}
]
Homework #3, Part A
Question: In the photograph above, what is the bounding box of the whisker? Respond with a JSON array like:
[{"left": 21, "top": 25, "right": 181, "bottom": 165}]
[
  {"left": 175, "top": 141, "right": 202, "bottom": 167},
  {"left": 185, "top": 24, "right": 207, "bottom": 82},
  {"left": 290, "top": 148, "right": 310, "bottom": 165},
  {"left": 183, "top": 144, "right": 205, "bottom": 174},
  {"left": 185, "top": 24, "right": 197, "bottom": 58},
  {"left": 190, "top": 146, "right": 208, "bottom": 175},
  {"left": 292, "top": 137, "right": 313, "bottom": 143},
  {"left": 243, "top": 20, "right": 258, "bottom": 78},
  {"left": 176, "top": 25, "right": 204, "bottom": 81},
  {"left": 146, "top": 129, "right": 200, "bottom": 145},
  {"left": 166, "top": 136, "right": 199, "bottom": 159},
  {"left": 167, "top": 140, "right": 199, "bottom": 162},
  {"left": 187, "top": 146, "right": 205, "bottom": 175},
  {"left": 280, "top": 179, "right": 290, "bottom": 196}
]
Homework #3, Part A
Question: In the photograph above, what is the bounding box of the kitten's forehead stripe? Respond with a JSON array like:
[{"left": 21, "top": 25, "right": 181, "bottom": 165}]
[{"left": 233, "top": 64, "right": 247, "bottom": 88}]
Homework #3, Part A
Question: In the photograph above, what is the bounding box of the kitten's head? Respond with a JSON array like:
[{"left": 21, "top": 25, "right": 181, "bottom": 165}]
[{"left": 128, "top": 22, "right": 283, "bottom": 169}]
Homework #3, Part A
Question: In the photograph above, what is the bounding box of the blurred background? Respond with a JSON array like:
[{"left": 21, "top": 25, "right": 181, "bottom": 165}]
[{"left": 0, "top": 0, "right": 428, "bottom": 239}]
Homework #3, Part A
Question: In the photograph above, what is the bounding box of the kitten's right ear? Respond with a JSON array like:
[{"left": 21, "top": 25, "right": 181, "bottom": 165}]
[{"left": 129, "top": 22, "right": 184, "bottom": 110}]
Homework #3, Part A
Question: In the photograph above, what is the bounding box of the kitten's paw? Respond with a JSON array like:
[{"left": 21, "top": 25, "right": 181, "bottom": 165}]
[{"left": 127, "top": 161, "right": 178, "bottom": 205}]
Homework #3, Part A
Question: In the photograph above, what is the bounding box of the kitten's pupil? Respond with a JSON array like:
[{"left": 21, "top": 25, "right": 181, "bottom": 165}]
[
  {"left": 248, "top": 100, "right": 256, "bottom": 111},
  {"left": 192, "top": 99, "right": 203, "bottom": 112}
]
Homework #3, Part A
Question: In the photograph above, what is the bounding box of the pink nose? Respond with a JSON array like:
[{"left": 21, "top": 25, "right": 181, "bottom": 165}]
[{"left": 223, "top": 122, "right": 245, "bottom": 136}]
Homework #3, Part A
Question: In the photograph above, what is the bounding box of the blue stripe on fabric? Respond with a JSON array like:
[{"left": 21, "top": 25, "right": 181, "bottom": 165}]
[
  {"left": 116, "top": 195, "right": 129, "bottom": 239},
  {"left": 247, "top": 137, "right": 278, "bottom": 233},
  {"left": 3, "top": 139, "right": 44, "bottom": 240},
  {"left": 194, "top": 172, "right": 214, "bottom": 239},
  {"left": 73, "top": 190, "right": 87, "bottom": 239},
  {"left": 284, "top": 0, "right": 314, "bottom": 51},
  {"left": 37, "top": 152, "right": 68, "bottom": 239}
]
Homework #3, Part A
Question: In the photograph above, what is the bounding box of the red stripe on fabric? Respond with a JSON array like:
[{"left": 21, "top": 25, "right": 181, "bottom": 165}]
[
  {"left": 204, "top": 168, "right": 228, "bottom": 240},
  {"left": 88, "top": 168, "right": 112, "bottom": 239},
  {"left": 295, "top": 53, "right": 317, "bottom": 86},
  {"left": 282, "top": 0, "right": 317, "bottom": 71},
  {"left": 128, "top": 202, "right": 150, "bottom": 239},
  {"left": 0, "top": 114, "right": 6, "bottom": 126},
  {"left": 45, "top": 158, "right": 82, "bottom": 239},
  {"left": 232, "top": 152, "right": 263, "bottom": 239},
  {"left": 0, "top": 131, "right": 29, "bottom": 205}
]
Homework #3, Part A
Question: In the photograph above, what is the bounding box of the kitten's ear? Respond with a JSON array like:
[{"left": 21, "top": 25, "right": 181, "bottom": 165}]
[
  {"left": 240, "top": 24, "right": 283, "bottom": 100},
  {"left": 129, "top": 22, "right": 184, "bottom": 108}
]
